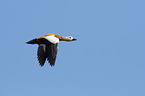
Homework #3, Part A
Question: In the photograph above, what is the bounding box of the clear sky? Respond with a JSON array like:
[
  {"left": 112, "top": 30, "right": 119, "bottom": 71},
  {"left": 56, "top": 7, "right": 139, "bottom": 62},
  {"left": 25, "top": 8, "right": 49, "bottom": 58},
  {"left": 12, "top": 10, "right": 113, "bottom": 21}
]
[{"left": 0, "top": 0, "right": 145, "bottom": 96}]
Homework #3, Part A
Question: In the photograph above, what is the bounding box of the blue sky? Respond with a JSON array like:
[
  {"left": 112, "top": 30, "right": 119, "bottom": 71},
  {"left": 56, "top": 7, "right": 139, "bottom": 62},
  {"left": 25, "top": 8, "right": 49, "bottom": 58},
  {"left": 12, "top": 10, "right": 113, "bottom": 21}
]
[{"left": 0, "top": 0, "right": 145, "bottom": 96}]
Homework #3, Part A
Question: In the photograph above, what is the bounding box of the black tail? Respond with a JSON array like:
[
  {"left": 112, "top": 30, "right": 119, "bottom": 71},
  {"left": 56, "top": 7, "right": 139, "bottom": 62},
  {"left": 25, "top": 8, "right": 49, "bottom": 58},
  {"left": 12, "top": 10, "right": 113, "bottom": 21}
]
[{"left": 26, "top": 38, "right": 37, "bottom": 44}]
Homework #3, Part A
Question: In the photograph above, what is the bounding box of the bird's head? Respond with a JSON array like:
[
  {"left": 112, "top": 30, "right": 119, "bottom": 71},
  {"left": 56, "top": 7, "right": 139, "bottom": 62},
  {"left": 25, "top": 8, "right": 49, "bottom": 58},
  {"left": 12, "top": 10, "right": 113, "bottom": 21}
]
[{"left": 61, "top": 36, "right": 77, "bottom": 41}]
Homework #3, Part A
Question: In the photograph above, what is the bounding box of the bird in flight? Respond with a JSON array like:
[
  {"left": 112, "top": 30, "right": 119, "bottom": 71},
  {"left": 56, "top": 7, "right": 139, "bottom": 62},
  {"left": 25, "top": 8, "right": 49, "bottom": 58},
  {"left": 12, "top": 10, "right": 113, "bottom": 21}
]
[{"left": 26, "top": 33, "right": 77, "bottom": 67}]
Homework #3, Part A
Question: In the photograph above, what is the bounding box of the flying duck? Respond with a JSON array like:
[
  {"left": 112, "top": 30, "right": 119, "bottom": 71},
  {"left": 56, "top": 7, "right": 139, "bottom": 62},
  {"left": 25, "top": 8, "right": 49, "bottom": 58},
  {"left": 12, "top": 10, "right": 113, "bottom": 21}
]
[{"left": 26, "top": 33, "right": 76, "bottom": 67}]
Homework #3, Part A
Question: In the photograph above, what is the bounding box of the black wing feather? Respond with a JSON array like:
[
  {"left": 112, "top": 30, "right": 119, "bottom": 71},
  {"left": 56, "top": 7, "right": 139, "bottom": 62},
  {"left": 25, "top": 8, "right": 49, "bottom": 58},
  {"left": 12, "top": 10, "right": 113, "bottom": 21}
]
[
  {"left": 46, "top": 43, "right": 58, "bottom": 66},
  {"left": 37, "top": 44, "right": 47, "bottom": 66},
  {"left": 37, "top": 38, "right": 58, "bottom": 66}
]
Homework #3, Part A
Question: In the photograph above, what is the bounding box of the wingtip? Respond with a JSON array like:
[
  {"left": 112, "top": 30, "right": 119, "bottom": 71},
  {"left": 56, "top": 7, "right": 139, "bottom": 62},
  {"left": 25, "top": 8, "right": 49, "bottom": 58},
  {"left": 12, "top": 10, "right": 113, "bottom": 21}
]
[
  {"left": 39, "top": 62, "right": 45, "bottom": 67},
  {"left": 50, "top": 63, "right": 55, "bottom": 67},
  {"left": 40, "top": 64, "right": 44, "bottom": 67}
]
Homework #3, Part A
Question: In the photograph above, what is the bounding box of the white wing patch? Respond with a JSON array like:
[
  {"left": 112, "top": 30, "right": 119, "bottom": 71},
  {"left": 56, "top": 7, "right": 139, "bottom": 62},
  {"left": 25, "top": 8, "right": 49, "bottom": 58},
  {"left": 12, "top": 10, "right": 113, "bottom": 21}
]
[{"left": 44, "top": 36, "right": 59, "bottom": 44}]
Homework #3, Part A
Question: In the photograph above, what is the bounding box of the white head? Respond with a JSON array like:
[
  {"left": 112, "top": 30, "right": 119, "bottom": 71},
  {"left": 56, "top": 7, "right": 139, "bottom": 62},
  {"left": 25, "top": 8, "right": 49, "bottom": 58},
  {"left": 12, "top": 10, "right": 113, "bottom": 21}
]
[{"left": 61, "top": 36, "right": 77, "bottom": 41}]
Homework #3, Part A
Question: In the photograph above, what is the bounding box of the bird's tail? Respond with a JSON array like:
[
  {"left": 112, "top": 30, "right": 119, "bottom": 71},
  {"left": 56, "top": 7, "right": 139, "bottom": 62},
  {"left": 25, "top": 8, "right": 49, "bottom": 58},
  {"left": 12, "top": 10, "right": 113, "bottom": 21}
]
[{"left": 26, "top": 38, "right": 37, "bottom": 44}]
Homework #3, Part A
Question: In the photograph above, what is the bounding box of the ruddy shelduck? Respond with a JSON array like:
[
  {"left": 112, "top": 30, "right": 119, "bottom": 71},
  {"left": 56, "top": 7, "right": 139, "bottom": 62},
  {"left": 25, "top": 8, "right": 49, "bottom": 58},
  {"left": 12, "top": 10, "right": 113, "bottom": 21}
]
[{"left": 26, "top": 33, "right": 77, "bottom": 66}]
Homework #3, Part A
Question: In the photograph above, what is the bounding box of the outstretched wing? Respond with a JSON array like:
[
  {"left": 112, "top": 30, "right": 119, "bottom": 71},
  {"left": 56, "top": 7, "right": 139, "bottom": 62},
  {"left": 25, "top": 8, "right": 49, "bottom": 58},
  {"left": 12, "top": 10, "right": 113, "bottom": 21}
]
[
  {"left": 46, "top": 43, "right": 58, "bottom": 66},
  {"left": 37, "top": 36, "right": 59, "bottom": 66},
  {"left": 37, "top": 44, "right": 47, "bottom": 66}
]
